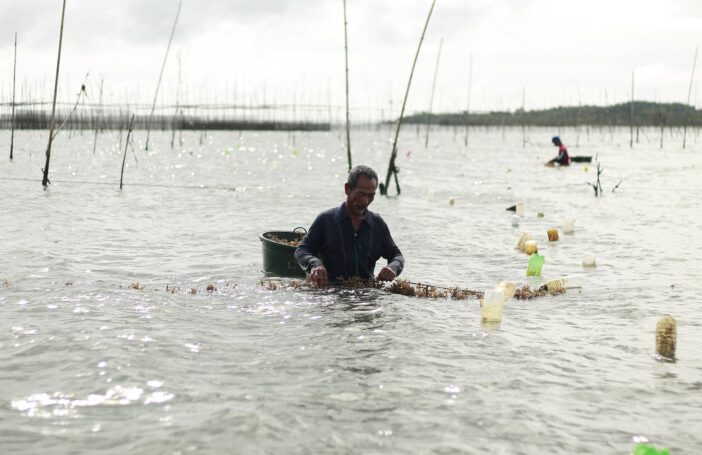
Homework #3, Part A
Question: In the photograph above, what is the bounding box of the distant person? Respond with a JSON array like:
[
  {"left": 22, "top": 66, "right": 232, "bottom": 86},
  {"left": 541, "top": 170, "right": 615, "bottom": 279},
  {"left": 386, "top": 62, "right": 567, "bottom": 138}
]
[
  {"left": 295, "top": 165, "right": 404, "bottom": 286},
  {"left": 546, "top": 136, "right": 571, "bottom": 167}
]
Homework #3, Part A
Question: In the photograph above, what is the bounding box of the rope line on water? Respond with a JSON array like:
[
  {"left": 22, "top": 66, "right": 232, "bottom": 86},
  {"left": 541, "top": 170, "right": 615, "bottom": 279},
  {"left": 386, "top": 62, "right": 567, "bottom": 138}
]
[{"left": 0, "top": 176, "right": 238, "bottom": 191}]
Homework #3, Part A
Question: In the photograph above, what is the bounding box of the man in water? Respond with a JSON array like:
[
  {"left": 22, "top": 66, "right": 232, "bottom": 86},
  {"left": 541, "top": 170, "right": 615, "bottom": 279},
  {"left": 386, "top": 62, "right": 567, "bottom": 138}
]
[
  {"left": 294, "top": 165, "right": 404, "bottom": 286},
  {"left": 546, "top": 136, "right": 571, "bottom": 167}
]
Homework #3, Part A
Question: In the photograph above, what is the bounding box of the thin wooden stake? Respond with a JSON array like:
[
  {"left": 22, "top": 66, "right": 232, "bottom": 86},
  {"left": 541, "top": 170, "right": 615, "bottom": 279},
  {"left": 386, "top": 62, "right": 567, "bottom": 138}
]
[
  {"left": 521, "top": 86, "right": 526, "bottom": 148},
  {"left": 463, "top": 53, "right": 473, "bottom": 148},
  {"left": 120, "top": 114, "right": 135, "bottom": 190},
  {"left": 10, "top": 32, "right": 17, "bottom": 160},
  {"left": 92, "top": 77, "right": 103, "bottom": 154},
  {"left": 381, "top": 0, "right": 436, "bottom": 196},
  {"left": 342, "top": 0, "right": 352, "bottom": 171},
  {"left": 145, "top": 1, "right": 182, "bottom": 151},
  {"left": 424, "top": 37, "right": 443, "bottom": 148},
  {"left": 629, "top": 71, "right": 634, "bottom": 149},
  {"left": 683, "top": 47, "right": 698, "bottom": 149},
  {"left": 42, "top": 0, "right": 67, "bottom": 188},
  {"left": 170, "top": 51, "right": 182, "bottom": 150}
]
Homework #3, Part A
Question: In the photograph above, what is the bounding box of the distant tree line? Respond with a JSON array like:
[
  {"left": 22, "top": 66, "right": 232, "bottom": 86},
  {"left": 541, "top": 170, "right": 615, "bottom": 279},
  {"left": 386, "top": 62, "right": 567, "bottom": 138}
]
[{"left": 402, "top": 102, "right": 701, "bottom": 127}]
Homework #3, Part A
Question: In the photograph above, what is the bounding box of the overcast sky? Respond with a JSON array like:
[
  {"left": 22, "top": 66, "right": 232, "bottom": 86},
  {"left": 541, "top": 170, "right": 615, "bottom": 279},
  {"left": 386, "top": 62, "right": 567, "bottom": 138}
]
[{"left": 1, "top": 0, "right": 702, "bottom": 121}]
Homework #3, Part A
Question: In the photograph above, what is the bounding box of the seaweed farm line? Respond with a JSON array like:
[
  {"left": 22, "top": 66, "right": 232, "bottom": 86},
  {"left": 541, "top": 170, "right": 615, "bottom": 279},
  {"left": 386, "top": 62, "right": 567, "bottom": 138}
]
[{"left": 1, "top": 127, "right": 701, "bottom": 454}]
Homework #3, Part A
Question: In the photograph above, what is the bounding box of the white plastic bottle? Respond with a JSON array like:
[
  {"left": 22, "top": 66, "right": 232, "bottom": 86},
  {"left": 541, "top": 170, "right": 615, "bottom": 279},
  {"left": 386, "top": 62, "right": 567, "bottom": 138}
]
[
  {"left": 481, "top": 289, "right": 505, "bottom": 322},
  {"left": 545, "top": 275, "right": 583, "bottom": 292}
]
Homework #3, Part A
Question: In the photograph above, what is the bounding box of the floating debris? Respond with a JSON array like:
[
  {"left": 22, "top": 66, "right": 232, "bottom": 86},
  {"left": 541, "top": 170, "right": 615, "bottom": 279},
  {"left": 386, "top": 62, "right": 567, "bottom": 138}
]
[
  {"left": 130, "top": 282, "right": 144, "bottom": 290},
  {"left": 655, "top": 315, "right": 676, "bottom": 361},
  {"left": 2, "top": 278, "right": 11, "bottom": 288},
  {"left": 206, "top": 283, "right": 216, "bottom": 292}
]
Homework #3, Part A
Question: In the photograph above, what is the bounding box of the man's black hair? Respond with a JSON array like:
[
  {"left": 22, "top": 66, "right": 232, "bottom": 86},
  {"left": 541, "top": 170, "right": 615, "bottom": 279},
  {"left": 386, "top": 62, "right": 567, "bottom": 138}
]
[{"left": 347, "top": 165, "right": 378, "bottom": 190}]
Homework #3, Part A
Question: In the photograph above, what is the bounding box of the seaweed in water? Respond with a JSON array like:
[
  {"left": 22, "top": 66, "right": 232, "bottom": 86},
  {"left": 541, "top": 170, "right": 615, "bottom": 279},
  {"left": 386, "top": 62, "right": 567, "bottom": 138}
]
[
  {"left": 259, "top": 278, "right": 565, "bottom": 301},
  {"left": 265, "top": 233, "right": 302, "bottom": 247}
]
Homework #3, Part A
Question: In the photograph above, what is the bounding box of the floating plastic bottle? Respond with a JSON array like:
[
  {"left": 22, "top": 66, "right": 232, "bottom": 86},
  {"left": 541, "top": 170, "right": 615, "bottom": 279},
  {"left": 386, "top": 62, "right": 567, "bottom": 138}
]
[
  {"left": 582, "top": 253, "right": 597, "bottom": 268},
  {"left": 563, "top": 219, "right": 575, "bottom": 234},
  {"left": 481, "top": 289, "right": 504, "bottom": 323},
  {"left": 544, "top": 275, "right": 582, "bottom": 292},
  {"left": 496, "top": 280, "right": 516, "bottom": 301},
  {"left": 633, "top": 443, "right": 670, "bottom": 455},
  {"left": 547, "top": 228, "right": 559, "bottom": 242},
  {"left": 527, "top": 253, "right": 544, "bottom": 277},
  {"left": 515, "top": 232, "right": 532, "bottom": 251},
  {"left": 525, "top": 240, "right": 538, "bottom": 255},
  {"left": 655, "top": 315, "right": 676, "bottom": 360}
]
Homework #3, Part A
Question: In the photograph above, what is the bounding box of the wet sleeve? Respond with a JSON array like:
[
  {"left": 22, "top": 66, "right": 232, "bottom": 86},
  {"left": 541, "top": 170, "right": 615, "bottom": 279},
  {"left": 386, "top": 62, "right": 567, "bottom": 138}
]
[
  {"left": 380, "top": 223, "right": 404, "bottom": 276},
  {"left": 294, "top": 214, "right": 325, "bottom": 273}
]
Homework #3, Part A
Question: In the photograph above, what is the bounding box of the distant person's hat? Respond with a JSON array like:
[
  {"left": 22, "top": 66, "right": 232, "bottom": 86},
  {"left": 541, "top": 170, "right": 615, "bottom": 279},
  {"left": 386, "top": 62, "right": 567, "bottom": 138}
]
[{"left": 551, "top": 136, "right": 561, "bottom": 144}]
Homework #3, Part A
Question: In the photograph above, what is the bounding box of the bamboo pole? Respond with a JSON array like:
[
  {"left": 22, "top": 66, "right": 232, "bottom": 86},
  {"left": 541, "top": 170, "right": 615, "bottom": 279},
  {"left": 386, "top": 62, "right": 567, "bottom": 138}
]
[
  {"left": 463, "top": 53, "right": 473, "bottom": 148},
  {"left": 629, "top": 71, "right": 634, "bottom": 149},
  {"left": 145, "top": 0, "right": 181, "bottom": 151},
  {"left": 424, "top": 37, "right": 443, "bottom": 148},
  {"left": 120, "top": 113, "right": 135, "bottom": 190},
  {"left": 342, "top": 0, "right": 352, "bottom": 171},
  {"left": 10, "top": 32, "right": 17, "bottom": 160},
  {"left": 682, "top": 47, "right": 698, "bottom": 149},
  {"left": 521, "top": 86, "right": 526, "bottom": 148},
  {"left": 42, "top": 0, "right": 67, "bottom": 188},
  {"left": 381, "top": 0, "right": 436, "bottom": 196},
  {"left": 170, "top": 51, "right": 182, "bottom": 149},
  {"left": 92, "top": 77, "right": 103, "bottom": 154}
]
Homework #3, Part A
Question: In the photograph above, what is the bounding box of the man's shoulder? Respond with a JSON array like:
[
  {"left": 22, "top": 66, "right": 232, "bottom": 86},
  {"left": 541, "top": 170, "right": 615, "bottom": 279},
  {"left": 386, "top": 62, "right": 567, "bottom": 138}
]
[
  {"left": 365, "top": 209, "right": 389, "bottom": 228},
  {"left": 314, "top": 205, "right": 343, "bottom": 223}
]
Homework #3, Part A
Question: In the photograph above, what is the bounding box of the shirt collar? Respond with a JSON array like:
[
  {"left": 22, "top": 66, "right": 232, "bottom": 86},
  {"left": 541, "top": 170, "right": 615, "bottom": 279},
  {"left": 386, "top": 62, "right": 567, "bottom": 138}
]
[{"left": 333, "top": 202, "right": 374, "bottom": 227}]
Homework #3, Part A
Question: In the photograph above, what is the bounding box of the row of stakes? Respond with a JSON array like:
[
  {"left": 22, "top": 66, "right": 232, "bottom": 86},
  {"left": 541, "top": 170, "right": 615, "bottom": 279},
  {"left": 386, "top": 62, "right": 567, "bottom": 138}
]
[{"left": 479, "top": 202, "right": 676, "bottom": 363}]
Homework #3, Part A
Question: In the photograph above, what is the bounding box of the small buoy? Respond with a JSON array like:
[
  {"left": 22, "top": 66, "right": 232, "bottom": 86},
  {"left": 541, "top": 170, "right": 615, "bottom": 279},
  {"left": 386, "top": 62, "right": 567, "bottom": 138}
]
[
  {"left": 515, "top": 232, "right": 532, "bottom": 251},
  {"left": 481, "top": 289, "right": 504, "bottom": 323},
  {"left": 547, "top": 228, "right": 559, "bottom": 242},
  {"left": 496, "top": 281, "right": 516, "bottom": 301},
  {"left": 545, "top": 275, "right": 582, "bottom": 292},
  {"left": 655, "top": 315, "right": 676, "bottom": 360},
  {"left": 527, "top": 253, "right": 544, "bottom": 277},
  {"left": 525, "top": 240, "right": 538, "bottom": 255},
  {"left": 511, "top": 215, "right": 519, "bottom": 227},
  {"left": 449, "top": 197, "right": 455, "bottom": 206},
  {"left": 633, "top": 443, "right": 670, "bottom": 455},
  {"left": 563, "top": 219, "right": 575, "bottom": 234},
  {"left": 582, "top": 253, "right": 596, "bottom": 267}
]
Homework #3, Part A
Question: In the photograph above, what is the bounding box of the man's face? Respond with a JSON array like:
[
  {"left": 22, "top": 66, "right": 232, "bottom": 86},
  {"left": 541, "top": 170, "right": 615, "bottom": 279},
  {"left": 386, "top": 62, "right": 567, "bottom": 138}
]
[{"left": 345, "top": 176, "right": 377, "bottom": 217}]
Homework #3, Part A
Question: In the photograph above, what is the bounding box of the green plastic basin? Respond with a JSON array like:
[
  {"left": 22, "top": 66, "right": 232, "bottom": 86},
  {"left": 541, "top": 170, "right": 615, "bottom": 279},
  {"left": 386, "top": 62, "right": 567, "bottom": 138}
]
[{"left": 259, "top": 229, "right": 306, "bottom": 278}]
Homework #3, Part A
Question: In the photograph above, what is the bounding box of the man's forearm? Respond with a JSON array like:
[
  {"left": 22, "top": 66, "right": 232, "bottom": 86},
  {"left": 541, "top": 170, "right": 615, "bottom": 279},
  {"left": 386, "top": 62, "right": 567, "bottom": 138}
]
[{"left": 294, "top": 246, "right": 323, "bottom": 273}]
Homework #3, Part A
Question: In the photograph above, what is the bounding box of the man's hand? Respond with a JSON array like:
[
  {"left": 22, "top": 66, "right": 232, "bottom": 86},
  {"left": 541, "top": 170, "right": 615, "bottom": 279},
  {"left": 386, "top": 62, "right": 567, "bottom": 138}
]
[
  {"left": 310, "top": 265, "right": 328, "bottom": 286},
  {"left": 376, "top": 266, "right": 396, "bottom": 282}
]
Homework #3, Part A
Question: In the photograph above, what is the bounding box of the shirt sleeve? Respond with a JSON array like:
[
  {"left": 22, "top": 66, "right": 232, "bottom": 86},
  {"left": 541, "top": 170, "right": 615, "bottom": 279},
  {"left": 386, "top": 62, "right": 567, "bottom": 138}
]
[
  {"left": 294, "top": 213, "right": 326, "bottom": 273},
  {"left": 380, "top": 222, "right": 404, "bottom": 276}
]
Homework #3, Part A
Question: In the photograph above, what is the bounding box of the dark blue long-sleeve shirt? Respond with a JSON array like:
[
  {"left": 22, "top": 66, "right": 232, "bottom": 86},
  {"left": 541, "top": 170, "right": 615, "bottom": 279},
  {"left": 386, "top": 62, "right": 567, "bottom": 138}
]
[{"left": 294, "top": 203, "right": 404, "bottom": 282}]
